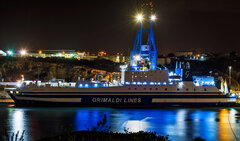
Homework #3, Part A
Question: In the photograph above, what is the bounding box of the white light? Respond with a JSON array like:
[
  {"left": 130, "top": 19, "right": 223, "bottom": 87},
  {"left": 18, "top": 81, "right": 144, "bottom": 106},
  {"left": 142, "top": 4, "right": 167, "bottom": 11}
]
[
  {"left": 19, "top": 50, "right": 27, "bottom": 56},
  {"left": 17, "top": 80, "right": 22, "bottom": 87},
  {"left": 137, "top": 82, "right": 142, "bottom": 85},
  {"left": 151, "top": 15, "right": 156, "bottom": 21},
  {"left": 178, "top": 82, "right": 184, "bottom": 88},
  {"left": 136, "top": 14, "right": 143, "bottom": 22},
  {"left": 169, "top": 72, "right": 174, "bottom": 76},
  {"left": 125, "top": 82, "right": 130, "bottom": 85},
  {"left": 143, "top": 82, "right": 147, "bottom": 85},
  {"left": 134, "top": 55, "right": 141, "bottom": 61}
]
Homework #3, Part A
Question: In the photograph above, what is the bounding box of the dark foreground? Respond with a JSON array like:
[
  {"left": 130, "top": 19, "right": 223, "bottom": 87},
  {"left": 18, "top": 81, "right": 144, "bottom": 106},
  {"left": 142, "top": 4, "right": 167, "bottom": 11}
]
[
  {"left": 38, "top": 131, "right": 206, "bottom": 141},
  {"left": 39, "top": 131, "right": 171, "bottom": 141}
]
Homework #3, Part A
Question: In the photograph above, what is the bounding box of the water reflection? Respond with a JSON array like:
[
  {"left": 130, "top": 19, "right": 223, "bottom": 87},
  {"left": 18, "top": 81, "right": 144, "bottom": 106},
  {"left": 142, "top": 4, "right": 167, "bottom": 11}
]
[
  {"left": 218, "top": 109, "right": 239, "bottom": 141},
  {"left": 122, "top": 117, "right": 151, "bottom": 132},
  {"left": 8, "top": 108, "right": 29, "bottom": 140},
  {"left": 0, "top": 107, "right": 239, "bottom": 141}
]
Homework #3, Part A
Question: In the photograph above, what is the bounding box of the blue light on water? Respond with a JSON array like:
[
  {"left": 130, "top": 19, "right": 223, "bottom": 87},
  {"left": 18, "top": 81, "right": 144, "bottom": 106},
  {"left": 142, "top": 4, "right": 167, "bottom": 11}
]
[
  {"left": 4, "top": 107, "right": 237, "bottom": 141},
  {"left": 132, "top": 82, "right": 137, "bottom": 85}
]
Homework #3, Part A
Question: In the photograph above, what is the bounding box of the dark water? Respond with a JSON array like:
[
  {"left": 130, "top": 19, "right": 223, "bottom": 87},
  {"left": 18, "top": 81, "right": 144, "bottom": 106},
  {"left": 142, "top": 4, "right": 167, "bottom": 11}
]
[{"left": 0, "top": 105, "right": 240, "bottom": 141}]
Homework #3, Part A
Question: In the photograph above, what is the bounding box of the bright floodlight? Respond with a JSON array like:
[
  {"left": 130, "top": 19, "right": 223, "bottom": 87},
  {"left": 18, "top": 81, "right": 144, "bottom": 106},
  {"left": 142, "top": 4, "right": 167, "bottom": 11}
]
[
  {"left": 20, "top": 50, "right": 27, "bottom": 55},
  {"left": 136, "top": 14, "right": 143, "bottom": 22},
  {"left": 151, "top": 15, "right": 156, "bottom": 21}
]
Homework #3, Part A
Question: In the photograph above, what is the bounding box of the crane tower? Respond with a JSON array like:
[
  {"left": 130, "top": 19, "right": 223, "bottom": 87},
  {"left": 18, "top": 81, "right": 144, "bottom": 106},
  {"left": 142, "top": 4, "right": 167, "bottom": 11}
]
[{"left": 131, "top": 0, "right": 157, "bottom": 71}]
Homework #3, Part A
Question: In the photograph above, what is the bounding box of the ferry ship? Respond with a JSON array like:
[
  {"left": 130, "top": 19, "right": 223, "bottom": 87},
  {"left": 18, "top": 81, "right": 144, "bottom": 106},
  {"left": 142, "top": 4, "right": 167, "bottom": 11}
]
[{"left": 7, "top": 14, "right": 237, "bottom": 107}]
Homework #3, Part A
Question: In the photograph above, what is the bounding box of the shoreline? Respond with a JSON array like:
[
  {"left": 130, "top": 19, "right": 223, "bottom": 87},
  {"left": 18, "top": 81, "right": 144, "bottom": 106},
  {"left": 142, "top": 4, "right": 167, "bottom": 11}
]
[{"left": 0, "top": 98, "right": 14, "bottom": 104}]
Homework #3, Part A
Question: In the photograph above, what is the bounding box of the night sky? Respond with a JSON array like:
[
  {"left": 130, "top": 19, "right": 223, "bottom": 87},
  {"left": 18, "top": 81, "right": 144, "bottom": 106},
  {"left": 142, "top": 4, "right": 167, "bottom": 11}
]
[{"left": 0, "top": 0, "right": 240, "bottom": 55}]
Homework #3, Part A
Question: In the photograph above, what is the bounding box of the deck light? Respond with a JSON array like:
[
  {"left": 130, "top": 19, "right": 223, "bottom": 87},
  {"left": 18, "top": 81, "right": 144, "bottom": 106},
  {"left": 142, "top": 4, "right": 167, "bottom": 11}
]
[
  {"left": 79, "top": 84, "right": 83, "bottom": 88},
  {"left": 125, "top": 82, "right": 130, "bottom": 85},
  {"left": 143, "top": 82, "right": 147, "bottom": 85}
]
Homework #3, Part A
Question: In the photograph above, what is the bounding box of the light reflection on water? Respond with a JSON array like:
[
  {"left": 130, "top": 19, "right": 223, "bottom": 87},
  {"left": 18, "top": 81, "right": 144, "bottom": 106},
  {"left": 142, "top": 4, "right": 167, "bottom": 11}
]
[{"left": 0, "top": 107, "right": 240, "bottom": 141}]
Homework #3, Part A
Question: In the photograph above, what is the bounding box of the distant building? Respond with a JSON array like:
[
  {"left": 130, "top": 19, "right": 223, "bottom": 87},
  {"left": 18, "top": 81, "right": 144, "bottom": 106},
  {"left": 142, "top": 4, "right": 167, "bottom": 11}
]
[
  {"left": 98, "top": 51, "right": 107, "bottom": 56},
  {"left": 28, "top": 50, "right": 76, "bottom": 58},
  {"left": 175, "top": 51, "right": 193, "bottom": 57},
  {"left": 6, "top": 49, "right": 127, "bottom": 63}
]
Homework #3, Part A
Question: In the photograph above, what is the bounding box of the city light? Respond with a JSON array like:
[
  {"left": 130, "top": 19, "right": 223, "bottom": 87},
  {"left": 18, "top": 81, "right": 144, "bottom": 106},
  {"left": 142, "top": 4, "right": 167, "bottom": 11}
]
[
  {"left": 39, "top": 50, "right": 42, "bottom": 54},
  {"left": 19, "top": 50, "right": 27, "bottom": 56},
  {"left": 151, "top": 15, "right": 156, "bottom": 21},
  {"left": 7, "top": 50, "right": 13, "bottom": 56},
  {"left": 136, "top": 14, "right": 143, "bottom": 22}
]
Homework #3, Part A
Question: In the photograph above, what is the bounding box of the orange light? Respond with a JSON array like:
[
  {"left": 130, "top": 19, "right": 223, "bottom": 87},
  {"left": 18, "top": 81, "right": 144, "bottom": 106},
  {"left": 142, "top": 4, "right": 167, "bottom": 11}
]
[
  {"left": 62, "top": 51, "right": 65, "bottom": 54},
  {"left": 39, "top": 50, "right": 42, "bottom": 54}
]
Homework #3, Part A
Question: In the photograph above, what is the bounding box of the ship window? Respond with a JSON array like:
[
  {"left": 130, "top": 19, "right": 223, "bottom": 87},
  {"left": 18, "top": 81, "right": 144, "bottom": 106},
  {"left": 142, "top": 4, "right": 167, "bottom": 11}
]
[
  {"left": 177, "top": 88, "right": 179, "bottom": 91},
  {"left": 135, "top": 88, "right": 137, "bottom": 90},
  {"left": 128, "top": 88, "right": 131, "bottom": 90},
  {"left": 194, "top": 88, "right": 196, "bottom": 91},
  {"left": 150, "top": 88, "right": 152, "bottom": 90},
  {"left": 204, "top": 88, "right": 207, "bottom": 91},
  {"left": 186, "top": 88, "right": 189, "bottom": 91},
  {"left": 144, "top": 88, "right": 146, "bottom": 90},
  {"left": 156, "top": 88, "right": 158, "bottom": 90},
  {"left": 165, "top": 88, "right": 167, "bottom": 91}
]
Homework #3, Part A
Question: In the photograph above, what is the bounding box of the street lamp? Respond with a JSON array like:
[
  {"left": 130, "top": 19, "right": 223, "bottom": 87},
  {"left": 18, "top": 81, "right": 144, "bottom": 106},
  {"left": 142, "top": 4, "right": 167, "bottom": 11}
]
[
  {"left": 229, "top": 66, "right": 232, "bottom": 90},
  {"left": 20, "top": 50, "right": 27, "bottom": 56}
]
